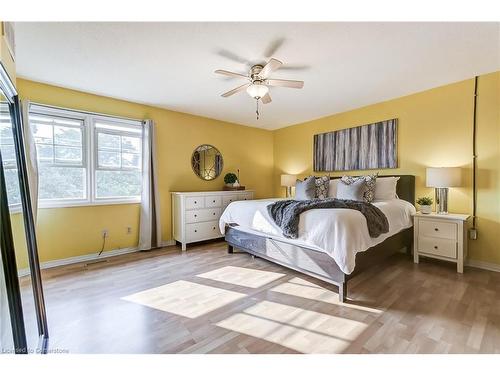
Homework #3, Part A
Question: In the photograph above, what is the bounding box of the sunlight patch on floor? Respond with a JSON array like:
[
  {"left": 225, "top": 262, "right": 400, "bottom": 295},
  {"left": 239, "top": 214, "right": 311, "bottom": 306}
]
[
  {"left": 122, "top": 280, "right": 246, "bottom": 318},
  {"left": 197, "top": 266, "right": 286, "bottom": 288},
  {"left": 270, "top": 277, "right": 382, "bottom": 314},
  {"left": 215, "top": 300, "right": 367, "bottom": 353}
]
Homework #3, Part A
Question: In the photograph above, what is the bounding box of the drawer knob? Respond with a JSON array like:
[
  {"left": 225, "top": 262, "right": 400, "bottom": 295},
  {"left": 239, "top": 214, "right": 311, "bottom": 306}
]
[
  {"left": 213, "top": 212, "right": 216, "bottom": 215},
  {"left": 434, "top": 246, "right": 438, "bottom": 249},
  {"left": 213, "top": 227, "right": 216, "bottom": 230},
  {"left": 213, "top": 200, "right": 216, "bottom": 203},
  {"left": 434, "top": 228, "right": 439, "bottom": 231},
  {"left": 194, "top": 230, "right": 197, "bottom": 233},
  {"left": 194, "top": 214, "right": 197, "bottom": 217}
]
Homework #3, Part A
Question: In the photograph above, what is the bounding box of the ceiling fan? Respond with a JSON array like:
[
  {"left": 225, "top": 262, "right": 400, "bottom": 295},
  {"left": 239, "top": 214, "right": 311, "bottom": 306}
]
[{"left": 215, "top": 58, "right": 304, "bottom": 119}]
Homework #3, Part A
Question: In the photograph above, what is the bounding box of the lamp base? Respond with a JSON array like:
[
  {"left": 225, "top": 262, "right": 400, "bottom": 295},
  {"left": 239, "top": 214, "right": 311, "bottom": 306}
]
[
  {"left": 285, "top": 186, "right": 293, "bottom": 198},
  {"left": 435, "top": 187, "right": 449, "bottom": 214}
]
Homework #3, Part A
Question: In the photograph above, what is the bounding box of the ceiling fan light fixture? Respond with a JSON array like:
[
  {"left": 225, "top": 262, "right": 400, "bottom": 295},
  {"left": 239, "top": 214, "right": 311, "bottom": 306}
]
[{"left": 246, "top": 82, "right": 269, "bottom": 99}]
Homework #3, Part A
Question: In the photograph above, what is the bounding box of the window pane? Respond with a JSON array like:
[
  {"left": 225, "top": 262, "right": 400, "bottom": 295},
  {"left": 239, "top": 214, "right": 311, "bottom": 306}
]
[
  {"left": 95, "top": 170, "right": 141, "bottom": 198},
  {"left": 55, "top": 146, "right": 82, "bottom": 164},
  {"left": 54, "top": 125, "right": 82, "bottom": 146},
  {"left": 4, "top": 168, "right": 21, "bottom": 206},
  {"left": 0, "top": 123, "right": 14, "bottom": 145},
  {"left": 121, "top": 136, "right": 141, "bottom": 153},
  {"left": 32, "top": 123, "right": 53, "bottom": 144},
  {"left": 36, "top": 144, "right": 54, "bottom": 164},
  {"left": 98, "top": 151, "right": 120, "bottom": 168},
  {"left": 98, "top": 132, "right": 120, "bottom": 151},
  {"left": 122, "top": 152, "right": 141, "bottom": 169},
  {"left": 38, "top": 166, "right": 86, "bottom": 200},
  {"left": 1, "top": 145, "right": 16, "bottom": 166}
]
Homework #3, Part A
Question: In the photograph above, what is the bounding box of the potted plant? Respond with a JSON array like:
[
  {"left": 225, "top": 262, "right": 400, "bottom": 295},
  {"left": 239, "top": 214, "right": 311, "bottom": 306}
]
[
  {"left": 224, "top": 172, "right": 238, "bottom": 187},
  {"left": 416, "top": 197, "right": 433, "bottom": 214}
]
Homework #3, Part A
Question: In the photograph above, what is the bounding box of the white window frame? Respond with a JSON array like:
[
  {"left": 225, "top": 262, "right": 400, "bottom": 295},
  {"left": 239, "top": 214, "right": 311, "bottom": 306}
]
[{"left": 29, "top": 105, "right": 144, "bottom": 209}]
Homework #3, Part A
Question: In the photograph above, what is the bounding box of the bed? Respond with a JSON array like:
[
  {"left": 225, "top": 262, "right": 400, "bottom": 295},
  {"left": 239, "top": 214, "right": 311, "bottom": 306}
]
[{"left": 220, "top": 175, "right": 415, "bottom": 302}]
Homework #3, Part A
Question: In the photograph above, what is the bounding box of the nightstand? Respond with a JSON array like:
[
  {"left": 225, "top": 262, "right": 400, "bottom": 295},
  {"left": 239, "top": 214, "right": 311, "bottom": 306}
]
[{"left": 413, "top": 212, "right": 470, "bottom": 273}]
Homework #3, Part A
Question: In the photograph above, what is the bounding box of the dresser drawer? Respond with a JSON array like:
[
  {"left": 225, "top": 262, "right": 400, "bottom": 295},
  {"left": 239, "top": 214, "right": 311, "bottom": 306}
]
[
  {"left": 237, "top": 192, "right": 253, "bottom": 201},
  {"left": 185, "top": 196, "right": 204, "bottom": 210},
  {"left": 185, "top": 220, "right": 221, "bottom": 242},
  {"left": 222, "top": 195, "right": 238, "bottom": 206},
  {"left": 418, "top": 236, "right": 457, "bottom": 259},
  {"left": 418, "top": 219, "right": 457, "bottom": 240},
  {"left": 205, "top": 196, "right": 222, "bottom": 208},
  {"left": 185, "top": 208, "right": 221, "bottom": 223}
]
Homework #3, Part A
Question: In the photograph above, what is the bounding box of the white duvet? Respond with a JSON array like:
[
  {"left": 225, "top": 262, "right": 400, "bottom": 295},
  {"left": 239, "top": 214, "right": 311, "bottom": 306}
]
[{"left": 219, "top": 198, "right": 416, "bottom": 274}]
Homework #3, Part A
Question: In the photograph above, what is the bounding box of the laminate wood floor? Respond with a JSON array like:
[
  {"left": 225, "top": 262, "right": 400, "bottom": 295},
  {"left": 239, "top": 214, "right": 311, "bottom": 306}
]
[{"left": 23, "top": 241, "right": 500, "bottom": 354}]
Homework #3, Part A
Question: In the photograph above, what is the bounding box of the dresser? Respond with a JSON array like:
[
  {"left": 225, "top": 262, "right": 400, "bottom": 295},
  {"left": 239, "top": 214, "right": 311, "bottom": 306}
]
[
  {"left": 413, "top": 212, "right": 470, "bottom": 273},
  {"left": 172, "top": 190, "right": 254, "bottom": 251}
]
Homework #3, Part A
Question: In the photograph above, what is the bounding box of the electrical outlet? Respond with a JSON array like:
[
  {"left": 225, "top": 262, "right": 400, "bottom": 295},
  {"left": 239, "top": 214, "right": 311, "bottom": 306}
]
[
  {"left": 102, "top": 229, "right": 109, "bottom": 238},
  {"left": 126, "top": 226, "right": 132, "bottom": 234},
  {"left": 469, "top": 228, "right": 478, "bottom": 240}
]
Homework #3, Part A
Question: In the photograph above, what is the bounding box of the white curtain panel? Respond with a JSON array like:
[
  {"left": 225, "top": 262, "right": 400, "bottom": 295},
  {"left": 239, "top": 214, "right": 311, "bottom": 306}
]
[
  {"left": 21, "top": 100, "right": 39, "bottom": 222},
  {"left": 139, "top": 119, "right": 162, "bottom": 250}
]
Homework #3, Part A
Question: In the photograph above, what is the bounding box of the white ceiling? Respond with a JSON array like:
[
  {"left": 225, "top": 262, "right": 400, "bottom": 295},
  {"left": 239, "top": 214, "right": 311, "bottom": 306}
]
[{"left": 15, "top": 22, "right": 500, "bottom": 130}]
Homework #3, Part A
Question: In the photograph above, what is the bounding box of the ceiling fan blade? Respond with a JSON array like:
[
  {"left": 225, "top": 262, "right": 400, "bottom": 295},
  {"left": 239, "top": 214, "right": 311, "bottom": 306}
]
[
  {"left": 259, "top": 58, "right": 283, "bottom": 79},
  {"left": 261, "top": 92, "right": 272, "bottom": 104},
  {"left": 215, "top": 69, "right": 248, "bottom": 79},
  {"left": 265, "top": 79, "right": 304, "bottom": 89},
  {"left": 221, "top": 83, "right": 251, "bottom": 97}
]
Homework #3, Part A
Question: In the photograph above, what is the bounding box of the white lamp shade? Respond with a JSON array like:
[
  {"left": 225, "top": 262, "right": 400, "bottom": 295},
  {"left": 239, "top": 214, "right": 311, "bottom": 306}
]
[
  {"left": 426, "top": 167, "right": 462, "bottom": 188},
  {"left": 281, "top": 174, "right": 297, "bottom": 187},
  {"left": 246, "top": 83, "right": 269, "bottom": 98}
]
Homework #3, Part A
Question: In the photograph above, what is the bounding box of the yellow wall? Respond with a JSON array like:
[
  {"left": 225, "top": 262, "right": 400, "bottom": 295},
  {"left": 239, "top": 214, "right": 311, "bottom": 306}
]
[
  {"left": 16, "top": 79, "right": 275, "bottom": 266},
  {"left": 0, "top": 22, "right": 16, "bottom": 84},
  {"left": 274, "top": 71, "right": 499, "bottom": 264}
]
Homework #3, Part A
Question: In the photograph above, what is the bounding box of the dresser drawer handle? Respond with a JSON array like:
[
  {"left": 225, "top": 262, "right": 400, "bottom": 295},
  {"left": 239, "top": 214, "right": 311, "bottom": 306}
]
[
  {"left": 194, "top": 214, "right": 197, "bottom": 217},
  {"left": 434, "top": 228, "right": 439, "bottom": 231},
  {"left": 434, "top": 246, "right": 438, "bottom": 249},
  {"left": 212, "top": 200, "right": 216, "bottom": 203},
  {"left": 194, "top": 230, "right": 197, "bottom": 233},
  {"left": 213, "top": 212, "right": 216, "bottom": 215},
  {"left": 213, "top": 227, "right": 216, "bottom": 230}
]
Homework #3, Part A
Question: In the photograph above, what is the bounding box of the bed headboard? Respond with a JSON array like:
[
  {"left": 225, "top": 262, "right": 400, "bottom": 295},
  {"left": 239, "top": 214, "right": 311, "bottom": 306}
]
[{"left": 329, "top": 175, "right": 415, "bottom": 204}]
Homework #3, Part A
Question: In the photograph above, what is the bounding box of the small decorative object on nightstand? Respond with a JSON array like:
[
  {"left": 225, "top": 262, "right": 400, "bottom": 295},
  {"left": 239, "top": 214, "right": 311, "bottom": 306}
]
[
  {"left": 281, "top": 174, "right": 297, "bottom": 198},
  {"left": 416, "top": 197, "right": 433, "bottom": 214},
  {"left": 413, "top": 212, "right": 470, "bottom": 273}
]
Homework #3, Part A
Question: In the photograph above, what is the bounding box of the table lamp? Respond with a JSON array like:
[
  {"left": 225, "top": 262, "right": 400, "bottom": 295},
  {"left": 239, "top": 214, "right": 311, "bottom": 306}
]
[
  {"left": 426, "top": 167, "right": 462, "bottom": 214},
  {"left": 280, "top": 174, "right": 296, "bottom": 198}
]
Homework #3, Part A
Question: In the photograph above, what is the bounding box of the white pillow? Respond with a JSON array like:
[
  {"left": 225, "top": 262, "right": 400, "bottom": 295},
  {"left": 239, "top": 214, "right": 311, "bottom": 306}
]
[
  {"left": 327, "top": 179, "right": 339, "bottom": 198},
  {"left": 374, "top": 176, "right": 400, "bottom": 201}
]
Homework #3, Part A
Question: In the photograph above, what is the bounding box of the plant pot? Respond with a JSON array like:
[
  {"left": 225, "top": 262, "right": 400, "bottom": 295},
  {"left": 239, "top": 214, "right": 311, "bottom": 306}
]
[
  {"left": 232, "top": 181, "right": 240, "bottom": 188},
  {"left": 420, "top": 205, "right": 432, "bottom": 214}
]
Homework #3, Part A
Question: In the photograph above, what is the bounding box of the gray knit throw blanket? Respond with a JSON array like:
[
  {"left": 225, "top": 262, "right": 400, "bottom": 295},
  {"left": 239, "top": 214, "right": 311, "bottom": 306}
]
[{"left": 267, "top": 198, "right": 389, "bottom": 239}]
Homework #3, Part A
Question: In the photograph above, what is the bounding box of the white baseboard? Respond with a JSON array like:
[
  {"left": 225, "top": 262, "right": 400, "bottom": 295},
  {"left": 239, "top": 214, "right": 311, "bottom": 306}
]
[
  {"left": 466, "top": 259, "right": 500, "bottom": 273},
  {"left": 18, "top": 239, "right": 178, "bottom": 277}
]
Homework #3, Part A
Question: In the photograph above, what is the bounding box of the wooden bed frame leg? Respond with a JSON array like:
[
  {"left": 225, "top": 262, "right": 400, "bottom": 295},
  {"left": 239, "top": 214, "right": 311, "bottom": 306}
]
[
  {"left": 227, "top": 244, "right": 234, "bottom": 254},
  {"left": 338, "top": 282, "right": 347, "bottom": 303}
]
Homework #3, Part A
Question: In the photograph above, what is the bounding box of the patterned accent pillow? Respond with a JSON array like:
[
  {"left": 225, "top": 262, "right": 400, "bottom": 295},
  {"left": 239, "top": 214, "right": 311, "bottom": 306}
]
[
  {"left": 340, "top": 173, "right": 378, "bottom": 203},
  {"left": 315, "top": 175, "right": 330, "bottom": 199}
]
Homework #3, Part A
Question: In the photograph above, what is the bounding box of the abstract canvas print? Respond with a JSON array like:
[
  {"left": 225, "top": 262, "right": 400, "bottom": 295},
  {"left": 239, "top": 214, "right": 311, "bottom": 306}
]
[{"left": 313, "top": 118, "right": 398, "bottom": 171}]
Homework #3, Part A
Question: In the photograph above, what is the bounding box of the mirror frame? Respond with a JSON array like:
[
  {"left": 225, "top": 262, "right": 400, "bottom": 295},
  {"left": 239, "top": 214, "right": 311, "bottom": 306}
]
[
  {"left": 191, "top": 144, "right": 223, "bottom": 181},
  {"left": 0, "top": 61, "right": 48, "bottom": 353}
]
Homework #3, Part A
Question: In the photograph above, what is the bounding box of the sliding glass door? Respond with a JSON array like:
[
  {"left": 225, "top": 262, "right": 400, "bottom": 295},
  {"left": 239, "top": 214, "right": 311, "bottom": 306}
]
[{"left": 0, "top": 62, "right": 48, "bottom": 354}]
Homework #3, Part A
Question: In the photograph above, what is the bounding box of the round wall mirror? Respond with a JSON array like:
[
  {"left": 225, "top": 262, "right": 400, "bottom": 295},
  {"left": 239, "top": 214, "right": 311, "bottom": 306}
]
[{"left": 191, "top": 144, "right": 223, "bottom": 180}]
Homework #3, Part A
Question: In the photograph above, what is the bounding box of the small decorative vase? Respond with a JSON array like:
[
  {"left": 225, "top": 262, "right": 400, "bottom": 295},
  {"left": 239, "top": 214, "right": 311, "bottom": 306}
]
[{"left": 420, "top": 205, "right": 432, "bottom": 214}]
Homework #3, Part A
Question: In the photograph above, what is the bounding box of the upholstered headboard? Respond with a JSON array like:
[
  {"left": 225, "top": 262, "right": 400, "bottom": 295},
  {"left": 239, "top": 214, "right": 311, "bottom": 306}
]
[{"left": 330, "top": 175, "right": 415, "bottom": 205}]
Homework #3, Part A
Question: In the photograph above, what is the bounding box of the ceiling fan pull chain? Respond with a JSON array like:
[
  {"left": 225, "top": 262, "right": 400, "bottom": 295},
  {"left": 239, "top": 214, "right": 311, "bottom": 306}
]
[{"left": 256, "top": 99, "right": 260, "bottom": 120}]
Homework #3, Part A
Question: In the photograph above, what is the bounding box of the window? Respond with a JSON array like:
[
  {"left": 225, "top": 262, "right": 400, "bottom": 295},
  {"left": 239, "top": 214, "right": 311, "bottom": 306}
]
[
  {"left": 29, "top": 105, "right": 144, "bottom": 207},
  {"left": 0, "top": 102, "right": 21, "bottom": 207}
]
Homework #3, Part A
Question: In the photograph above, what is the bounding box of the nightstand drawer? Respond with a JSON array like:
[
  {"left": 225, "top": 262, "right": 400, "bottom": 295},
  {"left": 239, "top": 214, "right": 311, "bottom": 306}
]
[
  {"left": 418, "top": 220, "right": 457, "bottom": 240},
  {"left": 418, "top": 236, "right": 457, "bottom": 259},
  {"left": 185, "top": 208, "right": 221, "bottom": 223}
]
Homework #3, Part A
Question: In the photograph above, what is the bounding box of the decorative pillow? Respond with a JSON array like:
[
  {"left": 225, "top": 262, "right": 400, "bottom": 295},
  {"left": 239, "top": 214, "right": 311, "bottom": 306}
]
[
  {"left": 327, "top": 179, "right": 339, "bottom": 198},
  {"left": 315, "top": 175, "right": 330, "bottom": 199},
  {"left": 374, "top": 176, "right": 400, "bottom": 201},
  {"left": 295, "top": 176, "right": 316, "bottom": 200},
  {"left": 340, "top": 173, "right": 378, "bottom": 203},
  {"left": 336, "top": 178, "right": 367, "bottom": 201}
]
